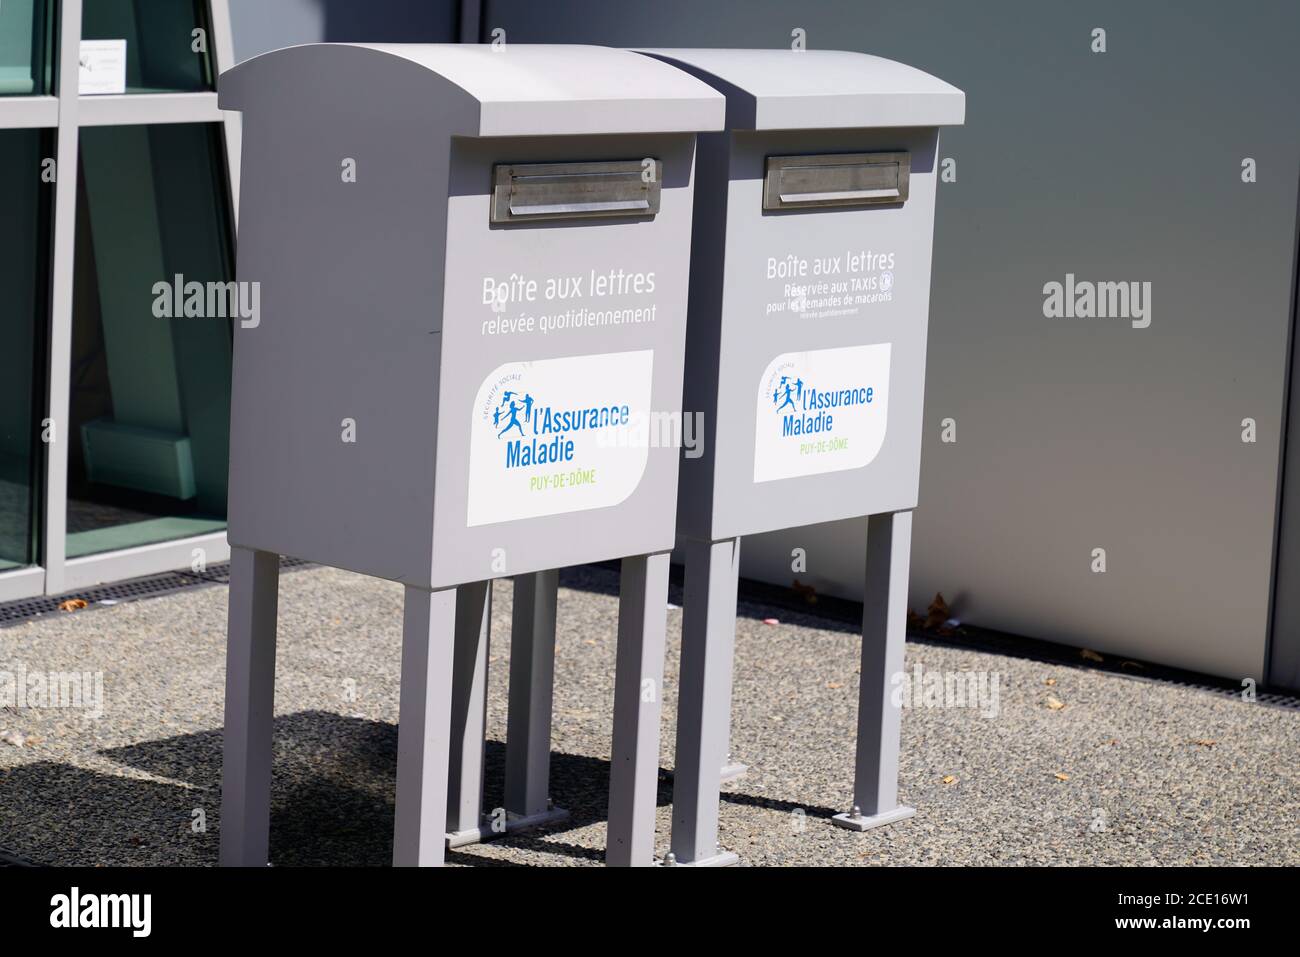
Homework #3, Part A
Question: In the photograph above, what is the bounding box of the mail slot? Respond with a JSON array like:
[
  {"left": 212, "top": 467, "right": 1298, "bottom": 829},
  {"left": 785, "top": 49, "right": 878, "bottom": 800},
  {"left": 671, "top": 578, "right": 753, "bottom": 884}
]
[
  {"left": 492, "top": 160, "right": 662, "bottom": 222},
  {"left": 213, "top": 43, "right": 723, "bottom": 868},
  {"left": 764, "top": 152, "right": 910, "bottom": 209},
  {"left": 637, "top": 48, "right": 966, "bottom": 866}
]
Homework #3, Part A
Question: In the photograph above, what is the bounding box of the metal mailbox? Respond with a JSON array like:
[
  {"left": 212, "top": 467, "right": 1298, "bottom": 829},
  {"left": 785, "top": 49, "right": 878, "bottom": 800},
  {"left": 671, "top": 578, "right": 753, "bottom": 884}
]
[
  {"left": 215, "top": 43, "right": 723, "bottom": 866},
  {"left": 638, "top": 48, "right": 966, "bottom": 865}
]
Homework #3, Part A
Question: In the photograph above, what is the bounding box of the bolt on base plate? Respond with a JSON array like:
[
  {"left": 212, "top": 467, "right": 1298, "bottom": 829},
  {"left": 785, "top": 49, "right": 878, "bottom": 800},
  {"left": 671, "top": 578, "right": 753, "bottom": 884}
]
[{"left": 831, "top": 805, "right": 916, "bottom": 832}]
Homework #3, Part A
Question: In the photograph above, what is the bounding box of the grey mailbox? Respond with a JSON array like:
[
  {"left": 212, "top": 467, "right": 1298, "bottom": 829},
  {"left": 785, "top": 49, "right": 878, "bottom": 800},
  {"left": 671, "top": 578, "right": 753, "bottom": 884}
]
[
  {"left": 639, "top": 48, "right": 966, "bottom": 865},
  {"left": 215, "top": 43, "right": 723, "bottom": 867}
]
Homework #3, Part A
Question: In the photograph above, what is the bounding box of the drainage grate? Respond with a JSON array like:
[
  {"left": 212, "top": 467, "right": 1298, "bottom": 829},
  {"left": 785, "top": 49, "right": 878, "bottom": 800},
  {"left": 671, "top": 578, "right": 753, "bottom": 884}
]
[
  {"left": 1150, "top": 677, "right": 1300, "bottom": 712},
  {"left": 0, "top": 557, "right": 312, "bottom": 628}
]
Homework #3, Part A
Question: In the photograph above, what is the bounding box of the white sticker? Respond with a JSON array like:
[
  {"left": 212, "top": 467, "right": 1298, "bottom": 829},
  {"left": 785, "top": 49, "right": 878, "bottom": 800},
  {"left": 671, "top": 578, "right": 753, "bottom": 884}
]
[
  {"left": 79, "top": 40, "right": 127, "bottom": 95},
  {"left": 467, "top": 350, "right": 653, "bottom": 526},
  {"left": 754, "top": 343, "right": 890, "bottom": 483}
]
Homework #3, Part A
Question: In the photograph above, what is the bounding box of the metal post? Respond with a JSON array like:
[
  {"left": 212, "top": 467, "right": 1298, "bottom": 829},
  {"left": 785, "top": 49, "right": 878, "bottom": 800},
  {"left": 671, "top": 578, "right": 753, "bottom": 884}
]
[
  {"left": 445, "top": 580, "right": 493, "bottom": 847},
  {"left": 666, "top": 538, "right": 740, "bottom": 866},
  {"left": 219, "top": 546, "right": 280, "bottom": 866},
  {"left": 393, "top": 585, "right": 458, "bottom": 866},
  {"left": 833, "top": 510, "right": 917, "bottom": 831},
  {"left": 606, "top": 552, "right": 671, "bottom": 866},
  {"left": 503, "top": 569, "right": 570, "bottom": 833},
  {"left": 39, "top": 0, "right": 83, "bottom": 596}
]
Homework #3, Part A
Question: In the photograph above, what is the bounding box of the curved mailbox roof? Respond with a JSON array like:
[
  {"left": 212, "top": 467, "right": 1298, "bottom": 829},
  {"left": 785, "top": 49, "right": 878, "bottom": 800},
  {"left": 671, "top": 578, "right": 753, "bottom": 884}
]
[
  {"left": 219, "top": 43, "right": 725, "bottom": 137},
  {"left": 636, "top": 49, "right": 965, "bottom": 131}
]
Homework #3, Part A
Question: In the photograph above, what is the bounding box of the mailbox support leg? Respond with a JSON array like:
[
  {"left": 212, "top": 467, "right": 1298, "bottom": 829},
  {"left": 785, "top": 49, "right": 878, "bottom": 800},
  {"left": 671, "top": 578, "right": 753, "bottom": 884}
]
[
  {"left": 219, "top": 546, "right": 280, "bottom": 867},
  {"left": 718, "top": 546, "right": 747, "bottom": 782},
  {"left": 833, "top": 510, "right": 917, "bottom": 832},
  {"left": 445, "top": 580, "right": 494, "bottom": 848},
  {"left": 393, "top": 585, "right": 458, "bottom": 866},
  {"left": 503, "top": 569, "right": 570, "bottom": 834},
  {"left": 606, "top": 552, "right": 671, "bottom": 866},
  {"left": 666, "top": 537, "right": 741, "bottom": 867}
]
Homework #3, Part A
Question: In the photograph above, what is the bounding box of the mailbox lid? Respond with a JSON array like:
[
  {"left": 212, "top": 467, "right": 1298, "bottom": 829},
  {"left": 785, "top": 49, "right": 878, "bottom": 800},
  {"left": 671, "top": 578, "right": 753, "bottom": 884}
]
[
  {"left": 638, "top": 49, "right": 964, "bottom": 131},
  {"left": 220, "top": 43, "right": 725, "bottom": 137}
]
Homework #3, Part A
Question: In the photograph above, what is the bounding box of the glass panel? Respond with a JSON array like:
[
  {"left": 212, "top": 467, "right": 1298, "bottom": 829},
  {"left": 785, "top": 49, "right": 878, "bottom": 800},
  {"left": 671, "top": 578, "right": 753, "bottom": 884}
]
[
  {"left": 68, "top": 123, "right": 234, "bottom": 558},
  {"left": 0, "top": 130, "right": 53, "bottom": 570},
  {"left": 0, "top": 0, "right": 53, "bottom": 96},
  {"left": 81, "top": 0, "right": 213, "bottom": 94}
]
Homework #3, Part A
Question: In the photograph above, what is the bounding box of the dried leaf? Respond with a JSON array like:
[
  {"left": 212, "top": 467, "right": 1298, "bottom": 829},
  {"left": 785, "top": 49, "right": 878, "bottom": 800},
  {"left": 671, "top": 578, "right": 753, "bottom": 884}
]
[
  {"left": 1193, "top": 739, "right": 1216, "bottom": 748},
  {"left": 57, "top": 598, "right": 88, "bottom": 612},
  {"left": 907, "top": 609, "right": 924, "bottom": 629},
  {"left": 1080, "top": 648, "right": 1104, "bottom": 663},
  {"left": 1044, "top": 678, "right": 1057, "bottom": 686},
  {"left": 584, "top": 639, "right": 597, "bottom": 646},
  {"left": 1046, "top": 696, "right": 1066, "bottom": 711},
  {"left": 1120, "top": 660, "right": 1145, "bottom": 671},
  {"left": 791, "top": 579, "right": 818, "bottom": 605},
  {"left": 941, "top": 774, "right": 957, "bottom": 785},
  {"left": 1054, "top": 772, "right": 1070, "bottom": 782},
  {"left": 923, "top": 593, "right": 950, "bottom": 631},
  {"left": 826, "top": 681, "right": 843, "bottom": 689}
]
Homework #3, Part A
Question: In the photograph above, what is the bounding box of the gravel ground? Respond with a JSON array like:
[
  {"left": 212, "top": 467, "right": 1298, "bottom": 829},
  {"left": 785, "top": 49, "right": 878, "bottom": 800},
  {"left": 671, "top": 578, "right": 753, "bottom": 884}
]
[{"left": 0, "top": 563, "right": 1296, "bottom": 867}]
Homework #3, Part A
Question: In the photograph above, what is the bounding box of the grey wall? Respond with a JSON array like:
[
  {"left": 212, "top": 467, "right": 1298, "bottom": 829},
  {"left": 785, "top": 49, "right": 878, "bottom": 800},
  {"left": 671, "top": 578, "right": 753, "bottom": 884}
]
[
  {"left": 228, "top": 0, "right": 459, "bottom": 61},
  {"left": 478, "top": 0, "right": 1300, "bottom": 683}
]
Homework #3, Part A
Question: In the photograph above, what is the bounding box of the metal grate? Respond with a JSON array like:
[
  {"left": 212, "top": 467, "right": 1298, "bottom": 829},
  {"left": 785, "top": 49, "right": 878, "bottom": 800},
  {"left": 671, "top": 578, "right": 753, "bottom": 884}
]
[{"left": 0, "top": 557, "right": 312, "bottom": 628}]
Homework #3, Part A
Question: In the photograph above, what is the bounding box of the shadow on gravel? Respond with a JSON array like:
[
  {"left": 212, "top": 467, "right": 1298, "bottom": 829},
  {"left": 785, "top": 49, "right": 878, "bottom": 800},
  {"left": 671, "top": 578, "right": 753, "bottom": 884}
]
[
  {"left": 3, "top": 710, "right": 817, "bottom": 866},
  {"left": 716, "top": 791, "right": 841, "bottom": 820},
  {"left": 80, "top": 710, "right": 677, "bottom": 866},
  {"left": 0, "top": 759, "right": 217, "bottom": 866}
]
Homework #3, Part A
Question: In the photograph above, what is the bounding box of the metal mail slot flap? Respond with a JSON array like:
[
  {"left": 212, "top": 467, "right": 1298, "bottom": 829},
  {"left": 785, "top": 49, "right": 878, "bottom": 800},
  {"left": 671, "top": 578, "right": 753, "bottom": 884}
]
[
  {"left": 491, "top": 160, "right": 662, "bottom": 223},
  {"left": 763, "top": 152, "right": 909, "bottom": 210}
]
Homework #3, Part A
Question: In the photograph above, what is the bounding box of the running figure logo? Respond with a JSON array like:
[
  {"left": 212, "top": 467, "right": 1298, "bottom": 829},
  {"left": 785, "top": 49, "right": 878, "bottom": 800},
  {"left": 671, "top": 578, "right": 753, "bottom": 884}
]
[
  {"left": 772, "top": 375, "right": 804, "bottom": 413},
  {"left": 494, "top": 389, "right": 536, "bottom": 438}
]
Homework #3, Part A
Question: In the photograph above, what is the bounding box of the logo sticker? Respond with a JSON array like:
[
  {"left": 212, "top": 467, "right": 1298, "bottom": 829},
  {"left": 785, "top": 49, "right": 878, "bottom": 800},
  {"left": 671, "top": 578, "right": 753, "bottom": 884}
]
[
  {"left": 754, "top": 344, "right": 891, "bottom": 483},
  {"left": 467, "top": 350, "right": 653, "bottom": 525}
]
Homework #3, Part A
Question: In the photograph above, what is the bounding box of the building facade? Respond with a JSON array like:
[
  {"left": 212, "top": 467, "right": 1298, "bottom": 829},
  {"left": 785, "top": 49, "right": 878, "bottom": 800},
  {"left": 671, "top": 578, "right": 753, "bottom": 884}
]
[{"left": 0, "top": 0, "right": 240, "bottom": 598}]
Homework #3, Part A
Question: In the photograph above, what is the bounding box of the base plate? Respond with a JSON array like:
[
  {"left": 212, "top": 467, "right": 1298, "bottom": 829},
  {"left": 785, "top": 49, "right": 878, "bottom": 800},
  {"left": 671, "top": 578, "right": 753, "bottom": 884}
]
[
  {"left": 831, "top": 805, "right": 916, "bottom": 832},
  {"left": 445, "top": 806, "right": 571, "bottom": 848},
  {"left": 720, "top": 761, "right": 748, "bottom": 783},
  {"left": 660, "top": 850, "right": 740, "bottom": 867}
]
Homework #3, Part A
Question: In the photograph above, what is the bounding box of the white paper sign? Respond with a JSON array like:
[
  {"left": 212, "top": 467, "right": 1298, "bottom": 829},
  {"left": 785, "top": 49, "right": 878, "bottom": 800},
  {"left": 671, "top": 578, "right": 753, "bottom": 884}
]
[
  {"left": 754, "top": 343, "right": 891, "bottom": 483},
  {"left": 467, "top": 350, "right": 654, "bottom": 526},
  {"left": 79, "top": 40, "right": 127, "bottom": 95}
]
